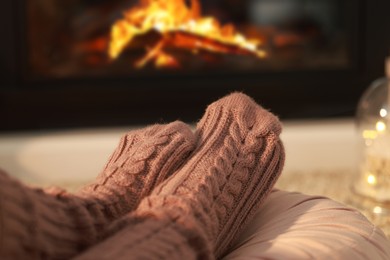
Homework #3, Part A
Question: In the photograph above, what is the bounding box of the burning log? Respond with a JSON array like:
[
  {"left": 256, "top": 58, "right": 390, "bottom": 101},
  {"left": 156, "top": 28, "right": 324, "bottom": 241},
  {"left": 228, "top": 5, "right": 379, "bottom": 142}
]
[
  {"left": 117, "top": 29, "right": 266, "bottom": 68},
  {"left": 165, "top": 30, "right": 265, "bottom": 57},
  {"left": 109, "top": 0, "right": 266, "bottom": 68}
]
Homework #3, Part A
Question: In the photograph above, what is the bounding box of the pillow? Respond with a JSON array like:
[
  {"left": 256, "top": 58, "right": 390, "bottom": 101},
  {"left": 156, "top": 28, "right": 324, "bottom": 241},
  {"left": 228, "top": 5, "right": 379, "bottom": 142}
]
[{"left": 223, "top": 189, "right": 390, "bottom": 260}]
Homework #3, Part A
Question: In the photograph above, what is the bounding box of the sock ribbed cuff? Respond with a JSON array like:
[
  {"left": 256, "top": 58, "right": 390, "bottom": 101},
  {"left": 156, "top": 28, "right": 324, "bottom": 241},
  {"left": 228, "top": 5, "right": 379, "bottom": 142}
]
[
  {"left": 0, "top": 170, "right": 96, "bottom": 259},
  {"left": 73, "top": 213, "right": 213, "bottom": 260}
]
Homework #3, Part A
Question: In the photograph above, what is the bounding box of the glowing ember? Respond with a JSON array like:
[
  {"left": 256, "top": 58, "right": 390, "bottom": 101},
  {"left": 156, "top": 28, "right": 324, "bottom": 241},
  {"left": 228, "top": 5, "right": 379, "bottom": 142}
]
[{"left": 109, "top": 0, "right": 266, "bottom": 68}]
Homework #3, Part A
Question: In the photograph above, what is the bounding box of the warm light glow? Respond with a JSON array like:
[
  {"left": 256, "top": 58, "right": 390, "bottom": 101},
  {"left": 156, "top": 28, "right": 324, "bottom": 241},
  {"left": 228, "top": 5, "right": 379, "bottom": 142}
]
[
  {"left": 362, "top": 130, "right": 378, "bottom": 140},
  {"left": 109, "top": 0, "right": 265, "bottom": 67},
  {"left": 367, "top": 174, "right": 377, "bottom": 185},
  {"left": 373, "top": 206, "right": 383, "bottom": 214},
  {"left": 376, "top": 121, "right": 386, "bottom": 132},
  {"left": 380, "top": 108, "right": 388, "bottom": 117}
]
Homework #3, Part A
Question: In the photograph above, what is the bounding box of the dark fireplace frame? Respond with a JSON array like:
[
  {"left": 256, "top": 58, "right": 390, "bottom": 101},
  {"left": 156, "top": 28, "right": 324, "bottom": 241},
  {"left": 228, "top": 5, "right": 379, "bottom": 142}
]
[{"left": 0, "top": 0, "right": 389, "bottom": 132}]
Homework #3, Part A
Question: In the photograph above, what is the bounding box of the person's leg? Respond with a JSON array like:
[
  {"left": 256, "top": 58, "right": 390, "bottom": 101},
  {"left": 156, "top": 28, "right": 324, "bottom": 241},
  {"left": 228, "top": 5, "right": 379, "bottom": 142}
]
[
  {"left": 0, "top": 121, "right": 196, "bottom": 259},
  {"left": 74, "top": 93, "right": 285, "bottom": 260},
  {"left": 76, "top": 121, "right": 196, "bottom": 225}
]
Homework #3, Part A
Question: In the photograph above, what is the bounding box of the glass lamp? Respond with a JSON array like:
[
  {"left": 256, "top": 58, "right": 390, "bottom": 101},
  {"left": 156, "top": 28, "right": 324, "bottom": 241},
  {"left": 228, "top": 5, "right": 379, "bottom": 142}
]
[{"left": 352, "top": 57, "right": 390, "bottom": 215}]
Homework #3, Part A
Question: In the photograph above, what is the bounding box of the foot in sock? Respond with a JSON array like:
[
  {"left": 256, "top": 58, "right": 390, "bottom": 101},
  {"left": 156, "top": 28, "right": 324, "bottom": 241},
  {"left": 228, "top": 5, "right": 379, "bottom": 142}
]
[
  {"left": 0, "top": 121, "right": 196, "bottom": 259},
  {"left": 77, "top": 121, "right": 197, "bottom": 224},
  {"left": 75, "top": 93, "right": 285, "bottom": 260},
  {"left": 136, "top": 92, "right": 285, "bottom": 258}
]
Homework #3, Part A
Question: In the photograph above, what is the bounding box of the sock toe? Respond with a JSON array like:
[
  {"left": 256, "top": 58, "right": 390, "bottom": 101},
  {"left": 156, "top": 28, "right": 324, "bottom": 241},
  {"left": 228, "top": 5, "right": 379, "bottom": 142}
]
[{"left": 137, "top": 93, "right": 285, "bottom": 258}]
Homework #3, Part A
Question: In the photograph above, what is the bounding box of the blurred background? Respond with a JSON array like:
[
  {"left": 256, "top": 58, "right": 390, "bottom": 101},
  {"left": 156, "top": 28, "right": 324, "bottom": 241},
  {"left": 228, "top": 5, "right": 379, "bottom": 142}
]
[
  {"left": 0, "top": 0, "right": 389, "bottom": 132},
  {"left": 1, "top": 0, "right": 390, "bottom": 237}
]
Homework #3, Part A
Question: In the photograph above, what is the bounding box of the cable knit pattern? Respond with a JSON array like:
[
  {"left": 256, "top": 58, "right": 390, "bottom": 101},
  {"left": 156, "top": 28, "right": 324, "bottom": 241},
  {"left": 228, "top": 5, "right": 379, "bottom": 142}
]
[
  {"left": 137, "top": 92, "right": 285, "bottom": 258},
  {"left": 0, "top": 121, "right": 196, "bottom": 260},
  {"left": 74, "top": 93, "right": 285, "bottom": 260},
  {"left": 78, "top": 121, "right": 196, "bottom": 226}
]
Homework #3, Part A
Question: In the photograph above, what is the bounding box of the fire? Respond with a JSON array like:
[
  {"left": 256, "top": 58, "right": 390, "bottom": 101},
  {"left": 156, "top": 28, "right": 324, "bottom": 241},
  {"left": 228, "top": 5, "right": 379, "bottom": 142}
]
[{"left": 109, "top": 0, "right": 266, "bottom": 68}]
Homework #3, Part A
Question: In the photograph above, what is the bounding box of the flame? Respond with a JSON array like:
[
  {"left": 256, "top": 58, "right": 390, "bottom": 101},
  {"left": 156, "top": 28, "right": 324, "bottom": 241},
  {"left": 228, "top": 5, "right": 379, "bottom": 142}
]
[{"left": 109, "top": 0, "right": 266, "bottom": 68}]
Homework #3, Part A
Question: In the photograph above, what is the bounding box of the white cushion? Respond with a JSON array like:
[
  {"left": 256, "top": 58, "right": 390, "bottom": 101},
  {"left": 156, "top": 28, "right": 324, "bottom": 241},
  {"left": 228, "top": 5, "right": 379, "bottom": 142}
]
[{"left": 224, "top": 189, "right": 390, "bottom": 260}]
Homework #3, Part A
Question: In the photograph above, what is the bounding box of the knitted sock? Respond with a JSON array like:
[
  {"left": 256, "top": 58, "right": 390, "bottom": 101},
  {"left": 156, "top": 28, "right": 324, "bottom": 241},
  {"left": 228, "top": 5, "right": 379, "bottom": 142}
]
[
  {"left": 73, "top": 92, "right": 285, "bottom": 260},
  {"left": 140, "top": 92, "right": 285, "bottom": 258},
  {"left": 0, "top": 121, "right": 196, "bottom": 259},
  {"left": 0, "top": 170, "right": 94, "bottom": 260},
  {"left": 77, "top": 121, "right": 196, "bottom": 225}
]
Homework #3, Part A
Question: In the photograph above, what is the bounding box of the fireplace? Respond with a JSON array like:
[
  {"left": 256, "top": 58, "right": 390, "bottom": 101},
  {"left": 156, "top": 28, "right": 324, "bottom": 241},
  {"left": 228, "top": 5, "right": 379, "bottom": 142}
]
[{"left": 1, "top": 0, "right": 389, "bottom": 131}]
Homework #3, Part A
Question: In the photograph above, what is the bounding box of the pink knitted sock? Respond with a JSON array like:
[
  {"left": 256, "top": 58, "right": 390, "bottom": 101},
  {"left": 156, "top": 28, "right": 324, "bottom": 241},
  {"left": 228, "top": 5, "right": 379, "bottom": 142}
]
[
  {"left": 73, "top": 92, "right": 285, "bottom": 260},
  {"left": 77, "top": 121, "right": 196, "bottom": 224},
  {"left": 0, "top": 121, "right": 196, "bottom": 259},
  {"left": 142, "top": 93, "right": 285, "bottom": 258}
]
